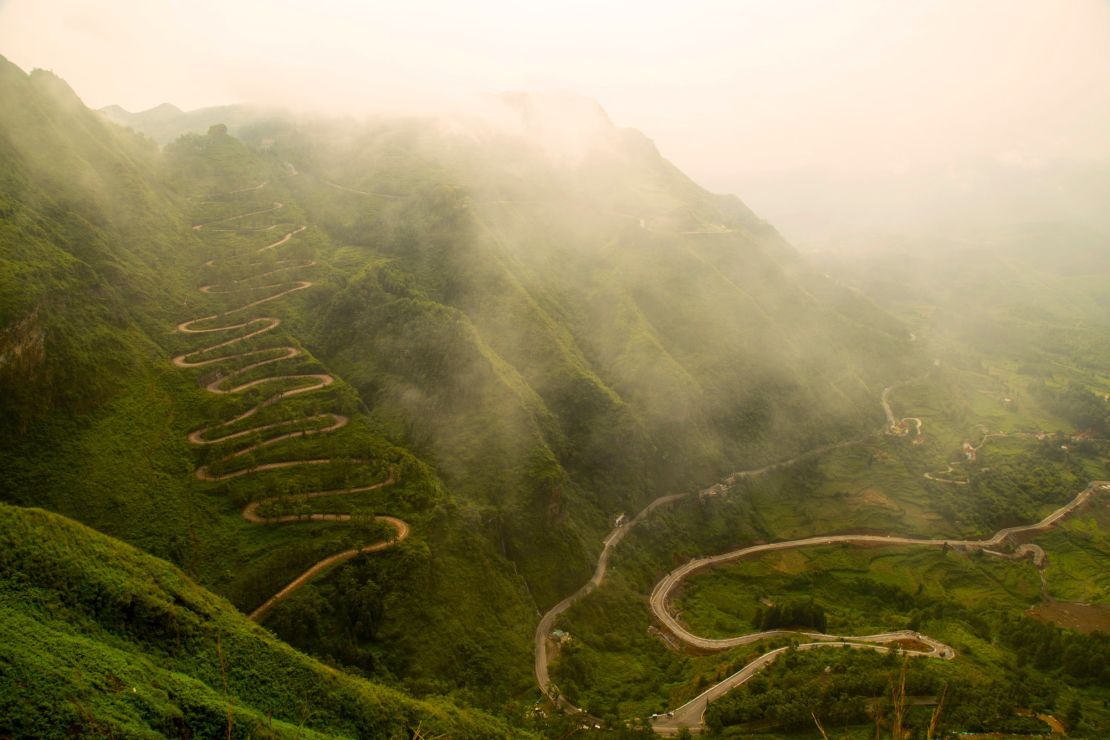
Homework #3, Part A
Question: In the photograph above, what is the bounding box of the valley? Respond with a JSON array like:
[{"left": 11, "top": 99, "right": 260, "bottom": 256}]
[
  {"left": 1, "top": 49, "right": 1108, "bottom": 739},
  {"left": 538, "top": 376, "right": 1108, "bottom": 734}
]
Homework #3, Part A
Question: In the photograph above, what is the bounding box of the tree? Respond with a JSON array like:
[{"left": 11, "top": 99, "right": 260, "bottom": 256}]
[{"left": 1064, "top": 699, "right": 1081, "bottom": 732}]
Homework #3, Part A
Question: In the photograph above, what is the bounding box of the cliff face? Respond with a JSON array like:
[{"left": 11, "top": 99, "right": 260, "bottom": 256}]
[{"left": 0, "top": 305, "right": 46, "bottom": 378}]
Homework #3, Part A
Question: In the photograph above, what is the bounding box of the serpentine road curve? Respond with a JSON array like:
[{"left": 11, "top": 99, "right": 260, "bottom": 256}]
[
  {"left": 647, "top": 481, "right": 1105, "bottom": 733},
  {"left": 176, "top": 186, "right": 408, "bottom": 622},
  {"left": 533, "top": 439, "right": 863, "bottom": 718},
  {"left": 535, "top": 374, "right": 1106, "bottom": 733}
]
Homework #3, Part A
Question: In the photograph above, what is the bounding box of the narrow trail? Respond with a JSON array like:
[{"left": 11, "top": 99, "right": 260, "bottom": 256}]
[
  {"left": 923, "top": 429, "right": 1041, "bottom": 485},
  {"left": 882, "top": 379, "right": 1042, "bottom": 486},
  {"left": 881, "top": 374, "right": 928, "bottom": 437},
  {"left": 535, "top": 375, "right": 1106, "bottom": 734},
  {"left": 176, "top": 185, "right": 409, "bottom": 622},
  {"left": 322, "top": 179, "right": 404, "bottom": 199}
]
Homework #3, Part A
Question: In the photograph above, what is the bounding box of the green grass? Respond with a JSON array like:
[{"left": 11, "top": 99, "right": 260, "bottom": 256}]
[
  {"left": 704, "top": 646, "right": 1100, "bottom": 738},
  {"left": 5, "top": 56, "right": 1110, "bottom": 737},
  {"left": 1036, "top": 497, "right": 1110, "bottom": 605},
  {"left": 0, "top": 503, "right": 527, "bottom": 738},
  {"left": 675, "top": 545, "right": 1040, "bottom": 640},
  {"left": 545, "top": 419, "right": 1108, "bottom": 726},
  {"left": 0, "top": 72, "right": 541, "bottom": 715}
]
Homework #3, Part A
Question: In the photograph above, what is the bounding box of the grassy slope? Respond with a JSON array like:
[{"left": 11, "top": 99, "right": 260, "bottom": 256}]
[
  {"left": 83, "top": 103, "right": 922, "bottom": 698},
  {"left": 675, "top": 544, "right": 1041, "bottom": 640},
  {"left": 0, "top": 56, "right": 192, "bottom": 432},
  {"left": 10, "top": 61, "right": 1106, "bottom": 735},
  {"left": 0, "top": 503, "right": 525, "bottom": 738},
  {"left": 0, "top": 57, "right": 537, "bottom": 714}
]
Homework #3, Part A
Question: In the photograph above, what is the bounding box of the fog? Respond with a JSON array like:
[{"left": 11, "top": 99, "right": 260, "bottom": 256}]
[{"left": 4, "top": 0, "right": 1110, "bottom": 245}]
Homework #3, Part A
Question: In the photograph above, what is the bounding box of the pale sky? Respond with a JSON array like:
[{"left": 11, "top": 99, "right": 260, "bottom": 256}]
[{"left": 3, "top": 0, "right": 1110, "bottom": 214}]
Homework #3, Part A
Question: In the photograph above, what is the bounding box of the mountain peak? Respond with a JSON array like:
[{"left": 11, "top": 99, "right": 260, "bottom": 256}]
[
  {"left": 100, "top": 101, "right": 183, "bottom": 118},
  {"left": 443, "top": 91, "right": 624, "bottom": 168},
  {"left": 146, "top": 102, "right": 184, "bottom": 116}
]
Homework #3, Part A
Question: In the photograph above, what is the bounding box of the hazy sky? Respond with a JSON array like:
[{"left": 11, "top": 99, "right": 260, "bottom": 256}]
[{"left": 3, "top": 0, "right": 1110, "bottom": 199}]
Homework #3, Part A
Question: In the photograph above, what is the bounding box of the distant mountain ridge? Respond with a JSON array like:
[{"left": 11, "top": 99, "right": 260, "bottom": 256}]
[{"left": 99, "top": 100, "right": 263, "bottom": 144}]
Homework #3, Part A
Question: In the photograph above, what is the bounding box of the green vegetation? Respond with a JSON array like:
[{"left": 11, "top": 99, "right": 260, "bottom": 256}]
[
  {"left": 1034, "top": 382, "right": 1110, "bottom": 436},
  {"left": 0, "top": 504, "right": 524, "bottom": 738},
  {"left": 705, "top": 648, "right": 1076, "bottom": 738},
  {"left": 997, "top": 614, "right": 1109, "bottom": 680},
  {"left": 0, "top": 55, "right": 539, "bottom": 718},
  {"left": 675, "top": 545, "right": 1040, "bottom": 641},
  {"left": 4, "top": 52, "right": 1109, "bottom": 738},
  {"left": 546, "top": 408, "right": 1108, "bottom": 728},
  {"left": 1035, "top": 501, "right": 1110, "bottom": 606},
  {"left": 751, "top": 600, "right": 827, "bottom": 632}
]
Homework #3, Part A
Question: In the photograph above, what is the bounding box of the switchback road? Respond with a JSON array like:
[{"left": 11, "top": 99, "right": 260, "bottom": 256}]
[{"left": 175, "top": 186, "right": 408, "bottom": 621}]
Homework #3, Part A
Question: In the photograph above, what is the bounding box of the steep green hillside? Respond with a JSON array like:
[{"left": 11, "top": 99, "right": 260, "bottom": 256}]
[
  {"left": 0, "top": 56, "right": 536, "bottom": 712},
  {"left": 0, "top": 56, "right": 190, "bottom": 432},
  {"left": 3, "top": 56, "right": 921, "bottom": 726},
  {"left": 223, "top": 98, "right": 918, "bottom": 607},
  {"left": 0, "top": 503, "right": 524, "bottom": 738}
]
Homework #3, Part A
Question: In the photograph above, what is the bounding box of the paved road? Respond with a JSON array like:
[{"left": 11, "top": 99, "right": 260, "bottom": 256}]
[
  {"left": 533, "top": 439, "right": 866, "bottom": 711},
  {"left": 533, "top": 379, "right": 903, "bottom": 712},
  {"left": 534, "top": 493, "right": 684, "bottom": 714},
  {"left": 647, "top": 481, "right": 1105, "bottom": 733},
  {"left": 535, "top": 373, "right": 1105, "bottom": 733},
  {"left": 651, "top": 634, "right": 950, "bottom": 735},
  {"left": 176, "top": 190, "right": 408, "bottom": 621},
  {"left": 191, "top": 201, "right": 285, "bottom": 230},
  {"left": 249, "top": 516, "right": 409, "bottom": 621},
  {"left": 651, "top": 483, "right": 1103, "bottom": 650}
]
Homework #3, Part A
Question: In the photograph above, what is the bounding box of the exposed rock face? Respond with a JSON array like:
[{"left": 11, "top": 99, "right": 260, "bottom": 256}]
[
  {"left": 0, "top": 305, "right": 49, "bottom": 433},
  {"left": 0, "top": 306, "right": 46, "bottom": 379}
]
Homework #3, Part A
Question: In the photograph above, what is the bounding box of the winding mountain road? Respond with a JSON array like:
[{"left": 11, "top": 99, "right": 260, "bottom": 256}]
[
  {"left": 647, "top": 480, "right": 1104, "bottom": 733},
  {"left": 534, "top": 439, "right": 863, "bottom": 716},
  {"left": 536, "top": 374, "right": 1106, "bottom": 734},
  {"left": 652, "top": 633, "right": 950, "bottom": 734},
  {"left": 923, "top": 429, "right": 1040, "bottom": 485},
  {"left": 176, "top": 186, "right": 408, "bottom": 621}
]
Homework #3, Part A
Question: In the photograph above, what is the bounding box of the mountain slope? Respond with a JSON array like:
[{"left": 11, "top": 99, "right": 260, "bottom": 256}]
[
  {"left": 100, "top": 101, "right": 265, "bottom": 147},
  {"left": 0, "top": 56, "right": 538, "bottom": 713},
  {"left": 0, "top": 503, "right": 524, "bottom": 738},
  {"left": 4, "top": 55, "right": 919, "bottom": 724},
  {"left": 247, "top": 97, "right": 918, "bottom": 604},
  {"left": 0, "top": 56, "right": 190, "bottom": 432}
]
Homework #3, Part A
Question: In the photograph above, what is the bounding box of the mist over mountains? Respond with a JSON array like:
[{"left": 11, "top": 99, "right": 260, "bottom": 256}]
[
  {"left": 3, "top": 34, "right": 1109, "bottom": 737},
  {"left": 0, "top": 54, "right": 921, "bottom": 732}
]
